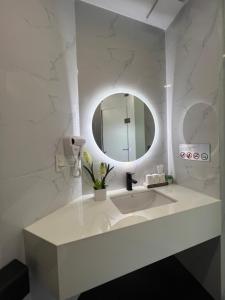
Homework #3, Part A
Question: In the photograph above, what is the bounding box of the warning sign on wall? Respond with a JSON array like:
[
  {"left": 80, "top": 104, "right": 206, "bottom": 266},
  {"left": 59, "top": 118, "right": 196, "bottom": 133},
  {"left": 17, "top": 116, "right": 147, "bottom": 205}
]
[{"left": 179, "top": 144, "right": 210, "bottom": 162}]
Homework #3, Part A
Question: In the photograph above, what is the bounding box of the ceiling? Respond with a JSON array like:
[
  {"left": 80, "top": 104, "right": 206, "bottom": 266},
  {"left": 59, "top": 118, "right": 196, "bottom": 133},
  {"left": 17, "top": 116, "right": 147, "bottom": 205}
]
[{"left": 80, "top": 0, "right": 188, "bottom": 30}]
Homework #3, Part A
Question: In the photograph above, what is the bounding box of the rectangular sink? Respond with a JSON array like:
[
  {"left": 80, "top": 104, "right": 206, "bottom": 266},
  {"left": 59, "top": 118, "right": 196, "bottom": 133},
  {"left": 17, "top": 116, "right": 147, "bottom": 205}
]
[{"left": 111, "top": 190, "right": 177, "bottom": 214}]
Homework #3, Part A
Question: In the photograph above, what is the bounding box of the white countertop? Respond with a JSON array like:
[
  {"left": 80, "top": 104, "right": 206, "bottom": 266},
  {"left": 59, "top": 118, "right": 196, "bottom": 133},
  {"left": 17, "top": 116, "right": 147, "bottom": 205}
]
[
  {"left": 24, "top": 184, "right": 221, "bottom": 246},
  {"left": 24, "top": 184, "right": 221, "bottom": 300}
]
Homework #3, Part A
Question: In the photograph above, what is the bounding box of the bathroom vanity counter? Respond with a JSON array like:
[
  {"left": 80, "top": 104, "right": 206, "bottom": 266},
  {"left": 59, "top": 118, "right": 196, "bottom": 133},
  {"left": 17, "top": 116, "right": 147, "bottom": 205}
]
[{"left": 24, "top": 185, "right": 221, "bottom": 300}]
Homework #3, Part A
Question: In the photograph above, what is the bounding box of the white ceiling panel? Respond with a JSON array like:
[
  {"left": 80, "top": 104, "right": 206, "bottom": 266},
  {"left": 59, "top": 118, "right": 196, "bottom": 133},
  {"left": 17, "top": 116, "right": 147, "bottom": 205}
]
[{"left": 80, "top": 0, "right": 188, "bottom": 30}]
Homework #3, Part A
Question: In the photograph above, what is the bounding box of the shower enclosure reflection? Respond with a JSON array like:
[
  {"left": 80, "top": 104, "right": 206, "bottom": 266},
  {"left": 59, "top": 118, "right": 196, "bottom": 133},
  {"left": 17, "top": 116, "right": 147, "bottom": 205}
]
[{"left": 92, "top": 93, "right": 155, "bottom": 162}]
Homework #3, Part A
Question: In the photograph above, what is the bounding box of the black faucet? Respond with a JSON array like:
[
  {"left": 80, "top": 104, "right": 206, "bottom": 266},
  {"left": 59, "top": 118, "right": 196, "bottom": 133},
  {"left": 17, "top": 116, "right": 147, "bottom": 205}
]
[{"left": 126, "top": 172, "right": 138, "bottom": 191}]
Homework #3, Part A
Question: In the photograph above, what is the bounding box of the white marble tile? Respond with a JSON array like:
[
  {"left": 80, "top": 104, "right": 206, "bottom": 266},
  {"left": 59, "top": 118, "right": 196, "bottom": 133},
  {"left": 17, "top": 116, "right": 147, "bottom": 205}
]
[
  {"left": 166, "top": 0, "right": 223, "bottom": 299},
  {"left": 167, "top": 0, "right": 222, "bottom": 199},
  {"left": 75, "top": 2, "right": 167, "bottom": 194},
  {"left": 0, "top": 0, "right": 81, "bottom": 299}
]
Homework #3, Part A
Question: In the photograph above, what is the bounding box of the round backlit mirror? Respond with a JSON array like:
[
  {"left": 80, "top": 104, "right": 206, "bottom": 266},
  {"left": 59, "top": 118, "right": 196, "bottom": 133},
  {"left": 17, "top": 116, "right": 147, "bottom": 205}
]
[{"left": 92, "top": 93, "right": 155, "bottom": 162}]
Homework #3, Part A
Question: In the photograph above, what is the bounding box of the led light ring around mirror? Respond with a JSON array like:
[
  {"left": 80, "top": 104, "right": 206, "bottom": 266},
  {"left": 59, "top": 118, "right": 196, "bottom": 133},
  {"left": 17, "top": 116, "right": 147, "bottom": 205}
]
[
  {"left": 90, "top": 89, "right": 160, "bottom": 166},
  {"left": 178, "top": 100, "right": 219, "bottom": 181},
  {"left": 178, "top": 101, "right": 218, "bottom": 182},
  {"left": 179, "top": 101, "right": 219, "bottom": 157}
]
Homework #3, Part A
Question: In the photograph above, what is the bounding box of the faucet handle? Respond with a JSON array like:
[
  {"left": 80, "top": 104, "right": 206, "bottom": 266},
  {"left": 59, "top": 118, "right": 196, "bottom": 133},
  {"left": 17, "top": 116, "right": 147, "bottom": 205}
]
[{"left": 126, "top": 172, "right": 137, "bottom": 191}]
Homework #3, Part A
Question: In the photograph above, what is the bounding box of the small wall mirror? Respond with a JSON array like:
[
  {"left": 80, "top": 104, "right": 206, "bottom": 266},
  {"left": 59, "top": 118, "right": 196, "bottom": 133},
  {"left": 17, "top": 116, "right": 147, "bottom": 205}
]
[{"left": 92, "top": 93, "right": 155, "bottom": 162}]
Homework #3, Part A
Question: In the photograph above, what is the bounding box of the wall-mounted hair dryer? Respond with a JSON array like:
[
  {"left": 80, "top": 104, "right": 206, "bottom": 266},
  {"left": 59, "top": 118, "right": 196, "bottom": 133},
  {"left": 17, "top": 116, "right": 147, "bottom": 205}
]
[
  {"left": 63, "top": 136, "right": 86, "bottom": 158},
  {"left": 55, "top": 136, "right": 86, "bottom": 177}
]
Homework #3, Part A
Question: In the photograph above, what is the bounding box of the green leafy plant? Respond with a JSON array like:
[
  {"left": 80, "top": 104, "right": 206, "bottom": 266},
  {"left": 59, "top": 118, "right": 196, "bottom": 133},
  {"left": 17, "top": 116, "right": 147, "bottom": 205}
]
[
  {"left": 82, "top": 151, "right": 114, "bottom": 190},
  {"left": 165, "top": 175, "right": 173, "bottom": 184}
]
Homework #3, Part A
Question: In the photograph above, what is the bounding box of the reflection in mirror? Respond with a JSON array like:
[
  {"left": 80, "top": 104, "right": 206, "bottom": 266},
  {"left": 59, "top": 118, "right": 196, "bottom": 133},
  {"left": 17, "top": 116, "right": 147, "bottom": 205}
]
[
  {"left": 183, "top": 103, "right": 218, "bottom": 151},
  {"left": 92, "top": 93, "right": 155, "bottom": 162}
]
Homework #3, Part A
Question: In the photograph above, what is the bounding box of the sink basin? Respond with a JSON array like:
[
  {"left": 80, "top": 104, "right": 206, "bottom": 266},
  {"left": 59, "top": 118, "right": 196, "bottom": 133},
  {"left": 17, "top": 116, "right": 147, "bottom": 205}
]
[{"left": 110, "top": 190, "right": 177, "bottom": 214}]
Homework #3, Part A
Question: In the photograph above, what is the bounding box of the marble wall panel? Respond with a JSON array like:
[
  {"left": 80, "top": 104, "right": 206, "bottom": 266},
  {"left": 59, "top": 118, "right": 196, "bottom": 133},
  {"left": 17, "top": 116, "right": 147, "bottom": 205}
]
[
  {"left": 75, "top": 1, "right": 167, "bottom": 194},
  {"left": 166, "top": 0, "right": 223, "bottom": 299},
  {"left": 0, "top": 0, "right": 81, "bottom": 299}
]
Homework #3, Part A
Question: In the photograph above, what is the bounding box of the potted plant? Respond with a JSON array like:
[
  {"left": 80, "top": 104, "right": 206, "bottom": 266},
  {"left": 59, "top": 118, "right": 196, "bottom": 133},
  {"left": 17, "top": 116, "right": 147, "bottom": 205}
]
[{"left": 82, "top": 151, "right": 114, "bottom": 201}]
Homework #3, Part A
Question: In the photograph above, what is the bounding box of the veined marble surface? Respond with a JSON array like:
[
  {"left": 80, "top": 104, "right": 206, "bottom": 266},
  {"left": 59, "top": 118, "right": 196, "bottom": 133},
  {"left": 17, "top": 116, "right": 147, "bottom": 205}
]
[
  {"left": 75, "top": 2, "right": 167, "bottom": 194},
  {"left": 0, "top": 0, "right": 80, "bottom": 299},
  {"left": 166, "top": 0, "right": 223, "bottom": 299},
  {"left": 166, "top": 0, "right": 222, "bottom": 198},
  {"left": 24, "top": 184, "right": 221, "bottom": 246}
]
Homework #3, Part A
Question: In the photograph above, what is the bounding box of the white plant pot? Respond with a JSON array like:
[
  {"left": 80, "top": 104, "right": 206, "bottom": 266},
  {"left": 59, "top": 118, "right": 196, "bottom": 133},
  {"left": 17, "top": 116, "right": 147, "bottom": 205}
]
[{"left": 94, "top": 189, "right": 106, "bottom": 201}]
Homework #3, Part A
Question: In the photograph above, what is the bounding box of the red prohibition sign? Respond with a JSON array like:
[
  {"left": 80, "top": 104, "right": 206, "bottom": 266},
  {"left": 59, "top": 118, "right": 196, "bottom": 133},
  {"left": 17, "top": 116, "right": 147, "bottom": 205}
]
[
  {"left": 187, "top": 152, "right": 192, "bottom": 159},
  {"left": 193, "top": 153, "right": 200, "bottom": 160},
  {"left": 180, "top": 152, "right": 186, "bottom": 158}
]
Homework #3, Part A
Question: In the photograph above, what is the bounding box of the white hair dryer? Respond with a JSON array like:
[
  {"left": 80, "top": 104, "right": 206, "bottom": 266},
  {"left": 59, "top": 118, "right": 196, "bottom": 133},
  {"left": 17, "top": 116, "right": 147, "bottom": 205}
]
[
  {"left": 63, "top": 136, "right": 86, "bottom": 158},
  {"left": 62, "top": 136, "right": 86, "bottom": 177}
]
